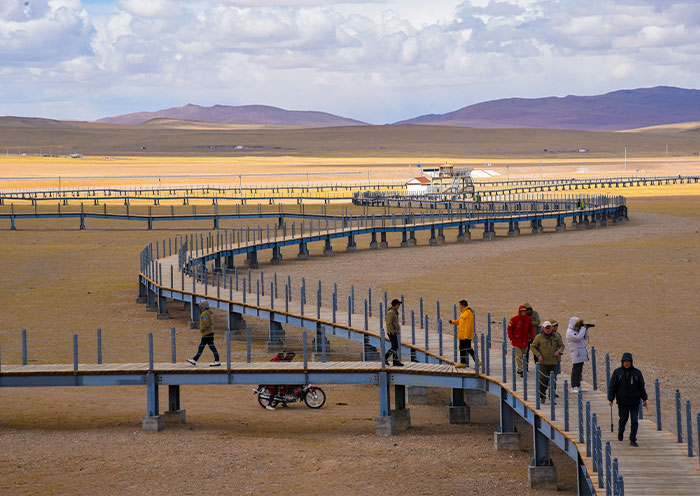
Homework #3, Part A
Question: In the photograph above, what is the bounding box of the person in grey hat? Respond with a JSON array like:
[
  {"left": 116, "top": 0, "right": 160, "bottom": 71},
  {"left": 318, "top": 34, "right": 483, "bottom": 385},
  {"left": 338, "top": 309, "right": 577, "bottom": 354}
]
[
  {"left": 187, "top": 300, "right": 221, "bottom": 367},
  {"left": 608, "top": 352, "right": 647, "bottom": 446}
]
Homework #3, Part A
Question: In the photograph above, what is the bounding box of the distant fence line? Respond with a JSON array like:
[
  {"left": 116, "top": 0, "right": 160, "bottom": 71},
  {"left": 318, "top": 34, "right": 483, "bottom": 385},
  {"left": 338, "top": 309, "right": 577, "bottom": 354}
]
[
  {"left": 2, "top": 174, "right": 697, "bottom": 205},
  {"left": 0, "top": 180, "right": 408, "bottom": 204}
]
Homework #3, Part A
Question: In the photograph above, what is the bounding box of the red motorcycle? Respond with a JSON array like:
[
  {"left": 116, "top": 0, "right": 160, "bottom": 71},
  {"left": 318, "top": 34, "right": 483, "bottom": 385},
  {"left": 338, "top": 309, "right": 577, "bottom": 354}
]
[
  {"left": 253, "top": 352, "right": 326, "bottom": 410},
  {"left": 254, "top": 384, "right": 326, "bottom": 410}
]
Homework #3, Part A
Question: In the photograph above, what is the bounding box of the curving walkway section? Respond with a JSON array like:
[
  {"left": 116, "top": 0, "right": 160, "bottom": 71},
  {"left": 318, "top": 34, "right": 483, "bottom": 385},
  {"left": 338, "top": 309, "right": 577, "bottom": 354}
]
[
  {"left": 138, "top": 199, "right": 697, "bottom": 495},
  {"left": 2, "top": 195, "right": 699, "bottom": 496}
]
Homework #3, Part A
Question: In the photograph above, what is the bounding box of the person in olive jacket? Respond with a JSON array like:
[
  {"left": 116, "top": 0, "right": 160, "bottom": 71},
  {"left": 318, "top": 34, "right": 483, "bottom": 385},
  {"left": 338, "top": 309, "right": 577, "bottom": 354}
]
[
  {"left": 608, "top": 352, "right": 647, "bottom": 446},
  {"left": 187, "top": 300, "right": 221, "bottom": 367},
  {"left": 530, "top": 321, "right": 565, "bottom": 402},
  {"left": 449, "top": 299, "right": 479, "bottom": 368},
  {"left": 384, "top": 299, "right": 403, "bottom": 366}
]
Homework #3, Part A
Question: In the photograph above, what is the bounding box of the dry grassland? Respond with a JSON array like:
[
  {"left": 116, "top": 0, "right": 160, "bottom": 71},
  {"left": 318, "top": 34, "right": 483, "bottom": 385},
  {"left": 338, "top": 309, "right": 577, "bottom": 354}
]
[
  {"left": 1, "top": 181, "right": 699, "bottom": 494},
  {"left": 1, "top": 154, "right": 700, "bottom": 190}
]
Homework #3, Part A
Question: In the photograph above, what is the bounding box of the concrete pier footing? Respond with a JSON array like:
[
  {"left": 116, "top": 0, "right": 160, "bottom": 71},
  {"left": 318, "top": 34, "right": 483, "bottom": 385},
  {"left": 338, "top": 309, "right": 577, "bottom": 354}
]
[
  {"left": 164, "top": 410, "right": 186, "bottom": 424},
  {"left": 494, "top": 431, "right": 522, "bottom": 450},
  {"left": 375, "top": 415, "right": 397, "bottom": 436},
  {"left": 528, "top": 465, "right": 557, "bottom": 489},
  {"left": 390, "top": 409, "right": 411, "bottom": 432},
  {"left": 142, "top": 415, "right": 165, "bottom": 431},
  {"left": 446, "top": 405, "right": 470, "bottom": 424}
]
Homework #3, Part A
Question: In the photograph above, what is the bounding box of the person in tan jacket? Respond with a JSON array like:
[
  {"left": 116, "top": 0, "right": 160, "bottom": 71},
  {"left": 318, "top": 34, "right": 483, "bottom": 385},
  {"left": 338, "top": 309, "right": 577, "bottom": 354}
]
[
  {"left": 384, "top": 299, "right": 403, "bottom": 366},
  {"left": 187, "top": 300, "right": 221, "bottom": 367},
  {"left": 531, "top": 321, "right": 565, "bottom": 402},
  {"left": 449, "top": 300, "right": 479, "bottom": 368}
]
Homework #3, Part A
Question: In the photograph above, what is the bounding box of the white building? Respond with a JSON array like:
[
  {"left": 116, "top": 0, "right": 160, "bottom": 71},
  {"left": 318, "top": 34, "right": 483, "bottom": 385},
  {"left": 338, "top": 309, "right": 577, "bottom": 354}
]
[{"left": 406, "top": 176, "right": 431, "bottom": 195}]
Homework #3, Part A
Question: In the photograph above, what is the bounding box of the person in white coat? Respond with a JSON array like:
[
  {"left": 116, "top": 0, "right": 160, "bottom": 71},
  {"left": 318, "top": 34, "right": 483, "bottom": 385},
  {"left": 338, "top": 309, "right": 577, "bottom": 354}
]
[{"left": 566, "top": 316, "right": 594, "bottom": 393}]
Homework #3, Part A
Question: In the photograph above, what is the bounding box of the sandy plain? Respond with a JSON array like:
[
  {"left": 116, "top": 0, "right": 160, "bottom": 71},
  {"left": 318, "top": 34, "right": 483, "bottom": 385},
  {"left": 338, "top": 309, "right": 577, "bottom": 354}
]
[{"left": 1, "top": 170, "right": 699, "bottom": 495}]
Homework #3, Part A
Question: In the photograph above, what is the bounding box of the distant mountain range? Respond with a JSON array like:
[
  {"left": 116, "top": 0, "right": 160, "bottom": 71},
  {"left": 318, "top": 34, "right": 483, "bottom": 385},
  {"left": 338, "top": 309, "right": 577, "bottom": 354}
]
[
  {"left": 86, "top": 86, "right": 700, "bottom": 130},
  {"left": 95, "top": 103, "right": 367, "bottom": 127},
  {"left": 394, "top": 86, "right": 700, "bottom": 131}
]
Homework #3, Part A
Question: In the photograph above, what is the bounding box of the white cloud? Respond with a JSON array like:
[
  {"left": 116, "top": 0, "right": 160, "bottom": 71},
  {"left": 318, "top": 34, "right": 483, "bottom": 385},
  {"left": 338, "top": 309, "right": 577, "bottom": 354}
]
[
  {"left": 1, "top": 0, "right": 700, "bottom": 122},
  {"left": 0, "top": 0, "right": 94, "bottom": 65}
]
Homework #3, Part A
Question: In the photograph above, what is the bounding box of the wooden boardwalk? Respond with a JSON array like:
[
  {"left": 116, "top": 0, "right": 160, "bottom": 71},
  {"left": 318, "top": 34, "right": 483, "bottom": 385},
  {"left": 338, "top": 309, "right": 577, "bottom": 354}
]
[
  {"left": 142, "top": 226, "right": 700, "bottom": 496},
  {"left": 0, "top": 361, "right": 460, "bottom": 376}
]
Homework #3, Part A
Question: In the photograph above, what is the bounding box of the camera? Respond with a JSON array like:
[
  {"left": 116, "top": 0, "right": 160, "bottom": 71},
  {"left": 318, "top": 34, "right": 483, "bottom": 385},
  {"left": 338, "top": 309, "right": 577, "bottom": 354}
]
[{"left": 583, "top": 323, "right": 595, "bottom": 328}]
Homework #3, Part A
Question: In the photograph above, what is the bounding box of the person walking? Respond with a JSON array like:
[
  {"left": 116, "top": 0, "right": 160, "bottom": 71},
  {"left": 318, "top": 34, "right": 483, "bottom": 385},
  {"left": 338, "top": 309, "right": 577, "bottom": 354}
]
[
  {"left": 523, "top": 303, "right": 541, "bottom": 335},
  {"left": 384, "top": 298, "right": 404, "bottom": 366},
  {"left": 608, "top": 352, "right": 648, "bottom": 447},
  {"left": 530, "top": 321, "right": 565, "bottom": 402},
  {"left": 523, "top": 302, "right": 541, "bottom": 364},
  {"left": 507, "top": 305, "right": 534, "bottom": 377},
  {"left": 449, "top": 299, "right": 479, "bottom": 368},
  {"left": 566, "top": 317, "right": 593, "bottom": 393},
  {"left": 187, "top": 300, "right": 221, "bottom": 367}
]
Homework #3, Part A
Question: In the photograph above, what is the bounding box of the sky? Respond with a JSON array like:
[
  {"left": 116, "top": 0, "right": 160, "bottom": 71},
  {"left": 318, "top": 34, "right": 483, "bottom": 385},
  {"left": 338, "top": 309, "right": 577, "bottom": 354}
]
[{"left": 1, "top": 0, "right": 699, "bottom": 123}]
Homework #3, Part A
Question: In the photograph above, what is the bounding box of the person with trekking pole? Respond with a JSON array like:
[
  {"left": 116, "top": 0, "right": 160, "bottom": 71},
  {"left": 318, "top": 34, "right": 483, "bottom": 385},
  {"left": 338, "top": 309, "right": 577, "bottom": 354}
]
[{"left": 608, "top": 352, "right": 647, "bottom": 447}]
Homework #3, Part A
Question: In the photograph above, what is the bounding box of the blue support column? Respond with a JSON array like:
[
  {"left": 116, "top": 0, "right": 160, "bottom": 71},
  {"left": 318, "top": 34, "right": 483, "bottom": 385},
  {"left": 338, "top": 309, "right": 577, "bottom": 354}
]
[
  {"left": 529, "top": 416, "right": 557, "bottom": 489},
  {"left": 375, "top": 371, "right": 396, "bottom": 436}
]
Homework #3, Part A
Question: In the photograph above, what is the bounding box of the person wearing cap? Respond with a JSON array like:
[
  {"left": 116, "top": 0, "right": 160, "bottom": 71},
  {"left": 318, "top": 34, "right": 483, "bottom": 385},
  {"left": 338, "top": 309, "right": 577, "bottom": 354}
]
[
  {"left": 187, "top": 300, "right": 221, "bottom": 367},
  {"left": 449, "top": 299, "right": 479, "bottom": 368},
  {"left": 507, "top": 305, "right": 534, "bottom": 376},
  {"left": 384, "top": 299, "right": 404, "bottom": 366},
  {"left": 608, "top": 352, "right": 648, "bottom": 446},
  {"left": 530, "top": 321, "right": 565, "bottom": 402},
  {"left": 566, "top": 317, "right": 592, "bottom": 393}
]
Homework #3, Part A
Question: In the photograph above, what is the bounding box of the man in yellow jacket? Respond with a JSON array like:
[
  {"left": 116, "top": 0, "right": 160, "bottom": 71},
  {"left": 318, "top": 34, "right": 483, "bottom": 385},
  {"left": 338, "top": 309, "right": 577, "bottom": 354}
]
[{"left": 449, "top": 299, "right": 479, "bottom": 368}]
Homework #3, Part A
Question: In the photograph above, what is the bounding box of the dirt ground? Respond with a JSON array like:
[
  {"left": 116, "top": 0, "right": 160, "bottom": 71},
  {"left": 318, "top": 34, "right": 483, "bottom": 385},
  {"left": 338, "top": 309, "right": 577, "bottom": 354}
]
[{"left": 1, "top": 190, "right": 699, "bottom": 495}]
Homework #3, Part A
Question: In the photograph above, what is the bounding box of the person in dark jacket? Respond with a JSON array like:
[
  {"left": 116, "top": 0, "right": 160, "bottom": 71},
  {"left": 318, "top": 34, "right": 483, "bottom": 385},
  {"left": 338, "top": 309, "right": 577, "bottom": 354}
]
[{"left": 608, "top": 352, "right": 647, "bottom": 446}]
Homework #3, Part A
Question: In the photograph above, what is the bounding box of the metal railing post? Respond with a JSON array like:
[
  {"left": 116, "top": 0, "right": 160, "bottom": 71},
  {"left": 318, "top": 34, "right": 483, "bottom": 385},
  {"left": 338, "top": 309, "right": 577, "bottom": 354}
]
[
  {"left": 97, "top": 328, "right": 102, "bottom": 364},
  {"left": 676, "top": 389, "right": 683, "bottom": 443},
  {"left": 655, "top": 378, "right": 662, "bottom": 430},
  {"left": 73, "top": 334, "right": 78, "bottom": 371}
]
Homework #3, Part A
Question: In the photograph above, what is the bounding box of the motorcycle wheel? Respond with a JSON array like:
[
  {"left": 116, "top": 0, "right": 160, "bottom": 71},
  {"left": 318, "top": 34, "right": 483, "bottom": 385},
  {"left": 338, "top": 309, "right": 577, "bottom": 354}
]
[
  {"left": 257, "top": 387, "right": 279, "bottom": 409},
  {"left": 303, "top": 387, "right": 326, "bottom": 409}
]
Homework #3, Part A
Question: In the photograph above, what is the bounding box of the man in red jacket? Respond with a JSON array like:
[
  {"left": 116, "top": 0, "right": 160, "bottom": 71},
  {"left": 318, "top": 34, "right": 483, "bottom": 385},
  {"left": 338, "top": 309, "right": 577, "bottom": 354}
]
[{"left": 508, "top": 305, "right": 534, "bottom": 377}]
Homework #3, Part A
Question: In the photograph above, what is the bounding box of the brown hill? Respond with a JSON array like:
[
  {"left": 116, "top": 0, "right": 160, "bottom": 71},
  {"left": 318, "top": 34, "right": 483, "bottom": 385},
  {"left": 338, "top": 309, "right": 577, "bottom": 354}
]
[
  {"left": 95, "top": 103, "right": 366, "bottom": 127},
  {"left": 2, "top": 117, "right": 700, "bottom": 158},
  {"left": 395, "top": 86, "right": 700, "bottom": 131}
]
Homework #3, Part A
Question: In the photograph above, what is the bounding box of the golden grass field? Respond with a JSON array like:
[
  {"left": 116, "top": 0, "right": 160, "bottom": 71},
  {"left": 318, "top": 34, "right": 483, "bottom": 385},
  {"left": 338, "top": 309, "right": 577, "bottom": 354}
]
[
  {"left": 0, "top": 141, "right": 699, "bottom": 495},
  {"left": 1, "top": 154, "right": 699, "bottom": 192}
]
